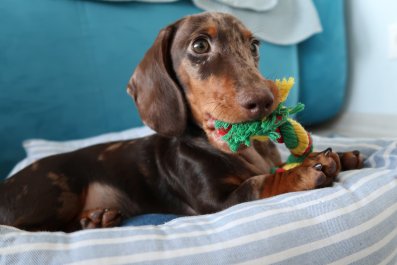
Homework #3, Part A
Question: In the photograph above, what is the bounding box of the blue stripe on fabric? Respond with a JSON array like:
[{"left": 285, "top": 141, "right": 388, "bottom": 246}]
[
  {"left": 271, "top": 190, "right": 397, "bottom": 265},
  {"left": 236, "top": 199, "right": 397, "bottom": 265},
  {"left": 351, "top": 233, "right": 397, "bottom": 265},
  {"left": 385, "top": 251, "right": 397, "bottom": 265}
]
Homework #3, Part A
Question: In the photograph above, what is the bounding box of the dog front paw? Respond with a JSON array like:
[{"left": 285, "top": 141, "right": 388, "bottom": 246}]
[
  {"left": 301, "top": 148, "right": 342, "bottom": 187},
  {"left": 80, "top": 208, "right": 122, "bottom": 229},
  {"left": 338, "top": 150, "right": 364, "bottom": 170},
  {"left": 289, "top": 163, "right": 327, "bottom": 191},
  {"left": 262, "top": 163, "right": 327, "bottom": 197}
]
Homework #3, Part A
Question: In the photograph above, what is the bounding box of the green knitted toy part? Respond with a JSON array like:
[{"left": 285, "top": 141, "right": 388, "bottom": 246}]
[
  {"left": 280, "top": 121, "right": 299, "bottom": 149},
  {"left": 214, "top": 103, "right": 305, "bottom": 152}
]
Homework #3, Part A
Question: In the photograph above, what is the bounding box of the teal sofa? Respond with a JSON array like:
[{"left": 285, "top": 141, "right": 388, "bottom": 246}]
[{"left": 0, "top": 0, "right": 347, "bottom": 178}]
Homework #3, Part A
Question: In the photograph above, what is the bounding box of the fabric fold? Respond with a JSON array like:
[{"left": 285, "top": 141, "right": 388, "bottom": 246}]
[
  {"left": 94, "top": 0, "right": 323, "bottom": 45},
  {"left": 192, "top": 0, "right": 322, "bottom": 45}
]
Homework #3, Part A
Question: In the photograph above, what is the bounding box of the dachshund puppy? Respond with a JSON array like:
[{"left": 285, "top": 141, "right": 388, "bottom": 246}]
[{"left": 0, "top": 12, "right": 363, "bottom": 232}]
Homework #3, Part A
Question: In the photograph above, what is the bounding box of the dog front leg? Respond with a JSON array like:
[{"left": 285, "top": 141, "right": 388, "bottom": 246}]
[
  {"left": 224, "top": 165, "right": 326, "bottom": 208},
  {"left": 224, "top": 148, "right": 347, "bottom": 207}
]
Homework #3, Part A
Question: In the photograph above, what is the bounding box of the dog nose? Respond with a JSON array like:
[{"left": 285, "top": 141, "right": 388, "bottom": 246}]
[{"left": 238, "top": 91, "right": 274, "bottom": 120}]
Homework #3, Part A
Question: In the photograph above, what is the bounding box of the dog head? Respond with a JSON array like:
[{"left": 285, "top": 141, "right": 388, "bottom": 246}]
[{"left": 128, "top": 12, "right": 279, "bottom": 152}]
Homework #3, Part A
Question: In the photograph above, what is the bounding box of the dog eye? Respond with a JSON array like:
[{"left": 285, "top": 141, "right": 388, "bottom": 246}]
[
  {"left": 192, "top": 38, "right": 210, "bottom": 54},
  {"left": 250, "top": 39, "right": 260, "bottom": 57}
]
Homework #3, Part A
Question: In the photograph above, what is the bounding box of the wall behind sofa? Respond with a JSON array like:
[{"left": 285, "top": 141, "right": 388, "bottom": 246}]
[
  {"left": 318, "top": 0, "right": 397, "bottom": 137},
  {"left": 347, "top": 0, "right": 397, "bottom": 115}
]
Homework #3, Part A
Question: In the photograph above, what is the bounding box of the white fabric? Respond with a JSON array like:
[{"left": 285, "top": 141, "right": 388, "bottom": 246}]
[
  {"left": 193, "top": 0, "right": 322, "bottom": 45},
  {"left": 215, "top": 0, "right": 278, "bottom": 12},
  {"left": 92, "top": 0, "right": 322, "bottom": 45}
]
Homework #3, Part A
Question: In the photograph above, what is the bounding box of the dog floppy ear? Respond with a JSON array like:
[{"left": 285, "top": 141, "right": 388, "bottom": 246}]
[{"left": 127, "top": 21, "right": 187, "bottom": 137}]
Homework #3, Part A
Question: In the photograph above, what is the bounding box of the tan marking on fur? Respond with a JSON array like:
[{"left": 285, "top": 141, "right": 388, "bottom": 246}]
[
  {"left": 177, "top": 58, "right": 281, "bottom": 152},
  {"left": 223, "top": 176, "right": 243, "bottom": 186},
  {"left": 178, "top": 59, "right": 243, "bottom": 125},
  {"left": 48, "top": 172, "right": 60, "bottom": 181},
  {"left": 126, "top": 140, "right": 136, "bottom": 146},
  {"left": 106, "top": 142, "right": 123, "bottom": 152},
  {"left": 206, "top": 26, "right": 217, "bottom": 38},
  {"left": 242, "top": 29, "right": 252, "bottom": 39},
  {"left": 31, "top": 162, "right": 39, "bottom": 171},
  {"left": 178, "top": 60, "right": 280, "bottom": 128},
  {"left": 292, "top": 168, "right": 321, "bottom": 191},
  {"left": 98, "top": 142, "right": 123, "bottom": 161},
  {"left": 48, "top": 172, "right": 69, "bottom": 190},
  {"left": 47, "top": 172, "right": 80, "bottom": 219}
]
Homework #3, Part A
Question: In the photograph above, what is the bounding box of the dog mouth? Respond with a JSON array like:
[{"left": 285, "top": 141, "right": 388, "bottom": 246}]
[
  {"left": 204, "top": 111, "right": 279, "bottom": 153},
  {"left": 205, "top": 116, "right": 231, "bottom": 136},
  {"left": 204, "top": 114, "right": 244, "bottom": 152}
]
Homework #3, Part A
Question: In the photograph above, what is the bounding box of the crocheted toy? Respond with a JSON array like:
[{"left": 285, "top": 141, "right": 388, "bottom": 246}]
[{"left": 214, "top": 77, "right": 313, "bottom": 170}]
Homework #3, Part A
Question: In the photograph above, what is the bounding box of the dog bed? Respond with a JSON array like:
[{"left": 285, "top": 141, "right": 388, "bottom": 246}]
[{"left": 1, "top": 127, "right": 396, "bottom": 265}]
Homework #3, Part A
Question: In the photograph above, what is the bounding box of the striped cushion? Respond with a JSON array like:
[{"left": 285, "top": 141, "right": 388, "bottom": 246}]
[{"left": 2, "top": 129, "right": 397, "bottom": 264}]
